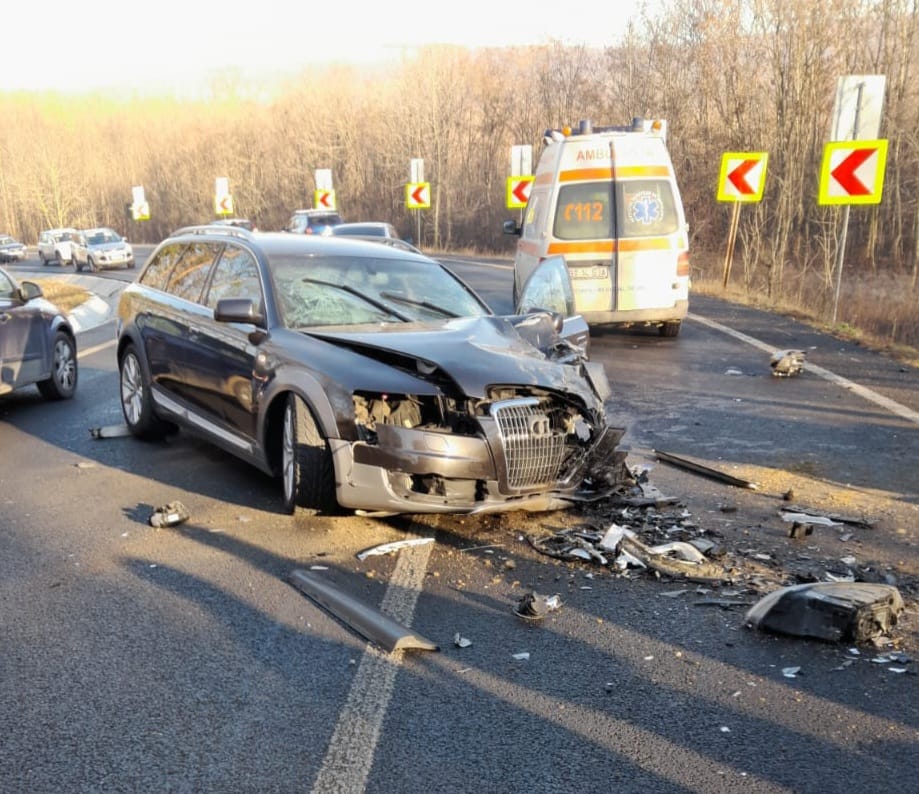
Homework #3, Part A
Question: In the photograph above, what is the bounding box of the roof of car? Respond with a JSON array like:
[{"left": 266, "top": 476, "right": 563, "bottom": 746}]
[{"left": 166, "top": 226, "right": 430, "bottom": 262}]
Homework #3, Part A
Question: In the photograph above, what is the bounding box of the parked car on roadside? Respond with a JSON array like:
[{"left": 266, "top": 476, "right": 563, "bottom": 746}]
[
  {"left": 0, "top": 265, "right": 78, "bottom": 400},
  {"left": 116, "top": 225, "right": 628, "bottom": 515},
  {"left": 0, "top": 235, "right": 27, "bottom": 263},
  {"left": 283, "top": 209, "right": 343, "bottom": 235},
  {"left": 38, "top": 227, "right": 78, "bottom": 266},
  {"left": 330, "top": 222, "right": 400, "bottom": 240},
  {"left": 72, "top": 227, "right": 134, "bottom": 272},
  {"left": 210, "top": 218, "right": 256, "bottom": 231}
]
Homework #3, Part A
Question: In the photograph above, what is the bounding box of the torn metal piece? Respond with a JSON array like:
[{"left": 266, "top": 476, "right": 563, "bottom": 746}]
[
  {"left": 620, "top": 535, "right": 726, "bottom": 584},
  {"left": 514, "top": 591, "right": 562, "bottom": 620},
  {"left": 780, "top": 511, "right": 842, "bottom": 527},
  {"left": 288, "top": 569, "right": 439, "bottom": 653},
  {"left": 645, "top": 541, "right": 707, "bottom": 564},
  {"left": 784, "top": 505, "right": 876, "bottom": 529},
  {"left": 787, "top": 522, "right": 814, "bottom": 539},
  {"left": 149, "top": 501, "right": 190, "bottom": 528},
  {"left": 770, "top": 349, "right": 806, "bottom": 377},
  {"left": 745, "top": 582, "right": 904, "bottom": 644},
  {"left": 90, "top": 423, "right": 131, "bottom": 439},
  {"left": 356, "top": 536, "right": 434, "bottom": 561},
  {"left": 653, "top": 450, "right": 758, "bottom": 490}
]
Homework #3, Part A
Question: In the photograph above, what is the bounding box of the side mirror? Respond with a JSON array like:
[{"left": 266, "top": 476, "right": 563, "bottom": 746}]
[
  {"left": 20, "top": 281, "right": 43, "bottom": 301},
  {"left": 503, "top": 219, "right": 521, "bottom": 236},
  {"left": 214, "top": 297, "right": 265, "bottom": 327}
]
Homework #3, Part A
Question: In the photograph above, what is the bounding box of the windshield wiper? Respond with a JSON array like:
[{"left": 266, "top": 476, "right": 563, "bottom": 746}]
[
  {"left": 378, "top": 290, "right": 460, "bottom": 318},
  {"left": 299, "top": 277, "right": 411, "bottom": 321}
]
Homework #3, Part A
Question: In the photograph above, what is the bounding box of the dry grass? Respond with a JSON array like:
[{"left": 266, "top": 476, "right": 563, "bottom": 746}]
[{"left": 33, "top": 280, "right": 91, "bottom": 313}]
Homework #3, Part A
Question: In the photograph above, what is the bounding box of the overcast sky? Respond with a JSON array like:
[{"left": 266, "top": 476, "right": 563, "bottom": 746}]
[{"left": 3, "top": 0, "right": 650, "bottom": 95}]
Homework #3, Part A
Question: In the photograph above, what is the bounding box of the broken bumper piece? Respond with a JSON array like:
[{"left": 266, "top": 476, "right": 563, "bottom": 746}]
[{"left": 745, "top": 582, "right": 904, "bottom": 644}]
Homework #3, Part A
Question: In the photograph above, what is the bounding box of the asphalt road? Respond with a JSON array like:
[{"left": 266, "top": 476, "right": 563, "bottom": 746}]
[{"left": 1, "top": 251, "right": 917, "bottom": 793}]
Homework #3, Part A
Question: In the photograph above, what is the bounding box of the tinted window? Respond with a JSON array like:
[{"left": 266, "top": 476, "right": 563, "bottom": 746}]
[
  {"left": 167, "top": 242, "right": 221, "bottom": 303},
  {"left": 140, "top": 242, "right": 187, "bottom": 291},
  {"left": 204, "top": 245, "right": 263, "bottom": 310}
]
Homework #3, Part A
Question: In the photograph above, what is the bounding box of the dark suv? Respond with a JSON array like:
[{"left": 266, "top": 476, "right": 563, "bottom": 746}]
[
  {"left": 115, "top": 224, "right": 626, "bottom": 516},
  {"left": 284, "top": 209, "right": 343, "bottom": 235}
]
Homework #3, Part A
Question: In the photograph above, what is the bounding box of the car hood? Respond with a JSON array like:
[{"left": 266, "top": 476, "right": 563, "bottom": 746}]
[
  {"left": 89, "top": 241, "right": 130, "bottom": 251},
  {"left": 306, "top": 314, "right": 599, "bottom": 401}
]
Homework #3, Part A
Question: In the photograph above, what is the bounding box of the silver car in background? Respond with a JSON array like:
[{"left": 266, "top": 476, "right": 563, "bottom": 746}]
[{"left": 72, "top": 227, "right": 134, "bottom": 272}]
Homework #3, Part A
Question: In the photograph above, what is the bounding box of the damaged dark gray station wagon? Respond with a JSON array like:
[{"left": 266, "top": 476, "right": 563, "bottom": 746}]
[{"left": 116, "top": 226, "right": 629, "bottom": 515}]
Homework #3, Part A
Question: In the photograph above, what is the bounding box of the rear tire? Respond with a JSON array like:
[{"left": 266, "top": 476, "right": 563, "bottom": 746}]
[
  {"left": 36, "top": 331, "right": 78, "bottom": 400},
  {"left": 281, "top": 393, "right": 337, "bottom": 515},
  {"left": 40, "top": 251, "right": 48, "bottom": 266},
  {"left": 659, "top": 320, "right": 681, "bottom": 338},
  {"left": 119, "top": 344, "right": 174, "bottom": 439}
]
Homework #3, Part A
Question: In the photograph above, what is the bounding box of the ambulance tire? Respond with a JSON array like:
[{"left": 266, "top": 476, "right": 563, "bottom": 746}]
[{"left": 659, "top": 321, "right": 681, "bottom": 338}]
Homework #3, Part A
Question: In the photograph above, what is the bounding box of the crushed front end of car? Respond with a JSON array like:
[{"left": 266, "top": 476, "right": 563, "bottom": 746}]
[{"left": 313, "top": 313, "right": 632, "bottom": 515}]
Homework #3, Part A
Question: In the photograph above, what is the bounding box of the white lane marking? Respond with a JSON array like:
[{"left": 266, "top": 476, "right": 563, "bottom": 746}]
[
  {"left": 311, "top": 537, "right": 434, "bottom": 793},
  {"left": 688, "top": 313, "right": 919, "bottom": 425},
  {"left": 78, "top": 336, "right": 117, "bottom": 359}
]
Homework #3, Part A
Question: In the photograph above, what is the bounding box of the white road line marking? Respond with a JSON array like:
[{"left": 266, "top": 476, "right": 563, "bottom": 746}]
[
  {"left": 311, "top": 537, "right": 434, "bottom": 793},
  {"left": 688, "top": 313, "right": 919, "bottom": 425},
  {"left": 78, "top": 337, "right": 116, "bottom": 359}
]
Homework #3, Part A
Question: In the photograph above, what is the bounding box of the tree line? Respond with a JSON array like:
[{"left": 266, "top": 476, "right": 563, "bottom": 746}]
[{"left": 1, "top": 0, "right": 917, "bottom": 338}]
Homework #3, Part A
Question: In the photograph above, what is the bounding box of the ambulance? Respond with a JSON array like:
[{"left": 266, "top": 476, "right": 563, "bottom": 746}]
[{"left": 504, "top": 118, "right": 690, "bottom": 336}]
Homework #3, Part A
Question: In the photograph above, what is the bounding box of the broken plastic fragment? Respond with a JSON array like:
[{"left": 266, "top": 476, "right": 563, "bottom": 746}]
[
  {"left": 453, "top": 633, "right": 472, "bottom": 648},
  {"left": 149, "top": 501, "right": 190, "bottom": 528},
  {"left": 770, "top": 349, "right": 806, "bottom": 376},
  {"left": 356, "top": 536, "right": 434, "bottom": 561},
  {"left": 89, "top": 423, "right": 131, "bottom": 439},
  {"left": 782, "top": 666, "right": 801, "bottom": 678},
  {"left": 745, "top": 582, "right": 904, "bottom": 644},
  {"left": 780, "top": 511, "right": 842, "bottom": 527},
  {"left": 512, "top": 652, "right": 530, "bottom": 661},
  {"left": 288, "top": 569, "right": 439, "bottom": 653},
  {"left": 515, "top": 591, "right": 562, "bottom": 620}
]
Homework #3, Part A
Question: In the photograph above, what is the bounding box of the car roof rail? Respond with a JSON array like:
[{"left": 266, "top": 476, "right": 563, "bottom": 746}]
[{"left": 171, "top": 224, "right": 256, "bottom": 240}]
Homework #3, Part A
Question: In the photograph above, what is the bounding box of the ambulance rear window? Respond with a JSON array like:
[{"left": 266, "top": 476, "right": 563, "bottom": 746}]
[{"left": 553, "top": 180, "right": 679, "bottom": 240}]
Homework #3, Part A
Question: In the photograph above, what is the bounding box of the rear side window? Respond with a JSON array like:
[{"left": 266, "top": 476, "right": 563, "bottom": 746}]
[
  {"left": 553, "top": 179, "right": 679, "bottom": 240},
  {"left": 167, "top": 242, "right": 222, "bottom": 303},
  {"left": 140, "top": 242, "right": 187, "bottom": 290},
  {"left": 203, "top": 245, "right": 263, "bottom": 310}
]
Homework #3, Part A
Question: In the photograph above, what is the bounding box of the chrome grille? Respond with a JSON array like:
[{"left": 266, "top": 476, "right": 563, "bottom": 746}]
[{"left": 490, "top": 397, "right": 567, "bottom": 488}]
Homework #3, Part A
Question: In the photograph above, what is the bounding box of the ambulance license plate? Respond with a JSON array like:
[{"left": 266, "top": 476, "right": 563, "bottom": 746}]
[{"left": 569, "top": 265, "right": 609, "bottom": 279}]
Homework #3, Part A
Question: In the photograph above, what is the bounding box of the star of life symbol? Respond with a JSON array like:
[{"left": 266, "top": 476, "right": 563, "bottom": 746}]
[{"left": 628, "top": 191, "right": 663, "bottom": 225}]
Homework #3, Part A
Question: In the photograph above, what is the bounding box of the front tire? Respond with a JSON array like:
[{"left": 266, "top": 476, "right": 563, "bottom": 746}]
[
  {"left": 40, "top": 251, "right": 48, "bottom": 266},
  {"left": 281, "top": 393, "right": 337, "bottom": 515},
  {"left": 119, "top": 344, "right": 173, "bottom": 439},
  {"left": 36, "top": 331, "right": 78, "bottom": 400}
]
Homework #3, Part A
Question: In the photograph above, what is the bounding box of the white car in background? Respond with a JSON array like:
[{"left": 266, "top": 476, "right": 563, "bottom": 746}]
[
  {"left": 38, "top": 227, "right": 78, "bottom": 266},
  {"left": 72, "top": 227, "right": 134, "bottom": 272}
]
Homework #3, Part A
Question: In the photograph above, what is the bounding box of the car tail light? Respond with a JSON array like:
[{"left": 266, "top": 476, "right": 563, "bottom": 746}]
[{"left": 677, "top": 252, "right": 690, "bottom": 277}]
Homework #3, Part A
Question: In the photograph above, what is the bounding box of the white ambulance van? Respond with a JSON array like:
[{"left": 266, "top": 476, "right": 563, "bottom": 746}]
[{"left": 504, "top": 118, "right": 690, "bottom": 336}]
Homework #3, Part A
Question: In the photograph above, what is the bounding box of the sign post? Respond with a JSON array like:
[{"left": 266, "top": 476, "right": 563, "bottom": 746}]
[
  {"left": 214, "top": 177, "right": 233, "bottom": 216},
  {"left": 824, "top": 74, "right": 887, "bottom": 323},
  {"left": 408, "top": 159, "right": 426, "bottom": 245},
  {"left": 716, "top": 152, "right": 768, "bottom": 288},
  {"left": 314, "top": 168, "right": 336, "bottom": 211},
  {"left": 506, "top": 145, "right": 533, "bottom": 210}
]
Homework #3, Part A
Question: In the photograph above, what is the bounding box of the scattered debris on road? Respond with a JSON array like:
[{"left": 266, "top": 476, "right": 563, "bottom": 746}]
[
  {"left": 356, "top": 537, "right": 435, "bottom": 561},
  {"left": 653, "top": 450, "right": 759, "bottom": 490},
  {"left": 745, "top": 582, "right": 904, "bottom": 644},
  {"left": 514, "top": 591, "right": 562, "bottom": 620},
  {"left": 89, "top": 423, "right": 131, "bottom": 439},
  {"left": 289, "top": 569, "right": 439, "bottom": 653},
  {"left": 770, "top": 349, "right": 806, "bottom": 376},
  {"left": 149, "top": 501, "right": 190, "bottom": 528}
]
